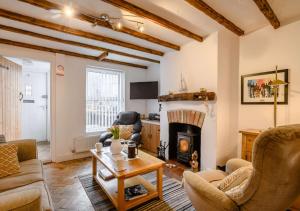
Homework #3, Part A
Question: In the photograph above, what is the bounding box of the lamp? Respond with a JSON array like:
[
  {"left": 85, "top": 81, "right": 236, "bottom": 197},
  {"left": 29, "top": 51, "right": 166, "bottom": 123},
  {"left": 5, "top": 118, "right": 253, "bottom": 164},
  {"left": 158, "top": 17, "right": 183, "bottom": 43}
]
[{"left": 270, "top": 66, "right": 288, "bottom": 127}]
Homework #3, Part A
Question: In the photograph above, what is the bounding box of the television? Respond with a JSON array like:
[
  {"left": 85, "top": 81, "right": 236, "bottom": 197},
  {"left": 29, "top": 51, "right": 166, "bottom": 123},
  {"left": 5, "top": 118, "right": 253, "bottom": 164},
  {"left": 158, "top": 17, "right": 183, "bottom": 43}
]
[{"left": 130, "top": 81, "right": 158, "bottom": 99}]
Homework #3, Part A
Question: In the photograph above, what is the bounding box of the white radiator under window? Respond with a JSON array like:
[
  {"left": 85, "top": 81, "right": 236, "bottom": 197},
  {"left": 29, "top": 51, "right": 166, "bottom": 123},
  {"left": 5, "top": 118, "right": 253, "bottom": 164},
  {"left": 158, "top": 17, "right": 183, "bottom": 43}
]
[{"left": 72, "top": 135, "right": 100, "bottom": 153}]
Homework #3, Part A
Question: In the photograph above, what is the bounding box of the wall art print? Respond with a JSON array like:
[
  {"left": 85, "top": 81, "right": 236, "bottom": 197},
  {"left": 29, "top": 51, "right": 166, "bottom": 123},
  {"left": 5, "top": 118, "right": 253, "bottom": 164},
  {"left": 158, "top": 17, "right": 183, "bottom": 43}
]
[{"left": 241, "top": 69, "right": 288, "bottom": 104}]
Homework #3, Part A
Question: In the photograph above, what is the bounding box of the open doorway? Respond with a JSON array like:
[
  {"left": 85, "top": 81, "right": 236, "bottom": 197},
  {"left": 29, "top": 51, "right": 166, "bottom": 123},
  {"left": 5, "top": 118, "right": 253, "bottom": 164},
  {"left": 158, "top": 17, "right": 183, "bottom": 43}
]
[{"left": 7, "top": 57, "right": 51, "bottom": 163}]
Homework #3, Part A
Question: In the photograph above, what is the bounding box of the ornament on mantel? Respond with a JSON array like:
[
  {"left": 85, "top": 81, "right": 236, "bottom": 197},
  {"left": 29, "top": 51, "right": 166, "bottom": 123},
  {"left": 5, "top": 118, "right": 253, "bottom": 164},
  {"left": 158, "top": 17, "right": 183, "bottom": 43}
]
[{"left": 178, "top": 72, "right": 187, "bottom": 92}]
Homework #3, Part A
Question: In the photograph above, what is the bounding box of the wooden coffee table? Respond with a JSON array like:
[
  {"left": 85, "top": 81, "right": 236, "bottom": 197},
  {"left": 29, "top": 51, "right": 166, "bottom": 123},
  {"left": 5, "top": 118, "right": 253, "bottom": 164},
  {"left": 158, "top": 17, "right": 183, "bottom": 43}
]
[{"left": 90, "top": 148, "right": 165, "bottom": 211}]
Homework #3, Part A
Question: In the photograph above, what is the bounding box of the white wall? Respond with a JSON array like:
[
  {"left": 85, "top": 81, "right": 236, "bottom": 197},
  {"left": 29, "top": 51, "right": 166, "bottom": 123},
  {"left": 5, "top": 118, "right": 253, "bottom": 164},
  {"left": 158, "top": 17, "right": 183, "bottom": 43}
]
[
  {"left": 240, "top": 20, "right": 300, "bottom": 129},
  {"left": 0, "top": 44, "right": 148, "bottom": 162},
  {"left": 216, "top": 30, "right": 239, "bottom": 165},
  {"left": 159, "top": 33, "right": 219, "bottom": 170},
  {"left": 145, "top": 63, "right": 160, "bottom": 115},
  {"left": 158, "top": 30, "right": 239, "bottom": 169},
  {"left": 238, "top": 20, "right": 300, "bottom": 156},
  {"left": 55, "top": 54, "right": 147, "bottom": 161}
]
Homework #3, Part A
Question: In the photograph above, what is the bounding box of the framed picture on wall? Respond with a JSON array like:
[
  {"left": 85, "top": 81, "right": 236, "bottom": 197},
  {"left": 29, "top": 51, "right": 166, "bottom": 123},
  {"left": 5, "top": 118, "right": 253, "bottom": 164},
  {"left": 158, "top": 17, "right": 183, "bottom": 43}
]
[{"left": 241, "top": 69, "right": 288, "bottom": 104}]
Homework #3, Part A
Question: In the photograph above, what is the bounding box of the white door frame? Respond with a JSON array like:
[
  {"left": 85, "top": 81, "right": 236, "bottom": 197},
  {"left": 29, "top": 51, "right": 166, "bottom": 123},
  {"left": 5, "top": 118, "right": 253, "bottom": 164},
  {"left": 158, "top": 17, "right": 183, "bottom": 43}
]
[{"left": 0, "top": 47, "right": 57, "bottom": 162}]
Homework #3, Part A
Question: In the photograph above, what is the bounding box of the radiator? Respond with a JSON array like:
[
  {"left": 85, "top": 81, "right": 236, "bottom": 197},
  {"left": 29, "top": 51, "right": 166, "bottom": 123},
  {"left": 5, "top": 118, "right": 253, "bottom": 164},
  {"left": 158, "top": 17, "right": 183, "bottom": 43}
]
[{"left": 72, "top": 135, "right": 100, "bottom": 153}]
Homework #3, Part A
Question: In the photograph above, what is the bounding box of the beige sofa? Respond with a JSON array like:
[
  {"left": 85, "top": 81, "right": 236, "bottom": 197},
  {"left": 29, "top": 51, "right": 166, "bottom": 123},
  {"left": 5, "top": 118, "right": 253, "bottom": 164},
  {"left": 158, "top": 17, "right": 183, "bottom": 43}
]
[
  {"left": 0, "top": 140, "right": 53, "bottom": 211},
  {"left": 184, "top": 125, "right": 300, "bottom": 211}
]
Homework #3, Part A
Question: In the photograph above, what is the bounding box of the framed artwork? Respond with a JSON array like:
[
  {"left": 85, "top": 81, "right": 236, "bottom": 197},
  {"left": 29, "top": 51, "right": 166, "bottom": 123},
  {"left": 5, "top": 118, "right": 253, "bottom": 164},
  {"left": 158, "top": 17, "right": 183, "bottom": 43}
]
[{"left": 241, "top": 69, "right": 288, "bottom": 104}]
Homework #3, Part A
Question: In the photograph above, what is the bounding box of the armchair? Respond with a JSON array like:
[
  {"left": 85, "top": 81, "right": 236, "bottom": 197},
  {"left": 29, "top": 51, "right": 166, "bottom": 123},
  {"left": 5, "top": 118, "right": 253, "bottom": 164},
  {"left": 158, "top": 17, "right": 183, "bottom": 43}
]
[
  {"left": 99, "top": 111, "right": 142, "bottom": 147},
  {"left": 184, "top": 125, "right": 300, "bottom": 211}
]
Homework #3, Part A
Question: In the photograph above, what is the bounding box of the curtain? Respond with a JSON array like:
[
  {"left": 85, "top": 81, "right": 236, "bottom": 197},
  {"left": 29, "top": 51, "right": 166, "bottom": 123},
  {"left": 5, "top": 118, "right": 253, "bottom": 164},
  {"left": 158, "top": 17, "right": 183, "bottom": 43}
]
[{"left": 0, "top": 56, "right": 22, "bottom": 141}]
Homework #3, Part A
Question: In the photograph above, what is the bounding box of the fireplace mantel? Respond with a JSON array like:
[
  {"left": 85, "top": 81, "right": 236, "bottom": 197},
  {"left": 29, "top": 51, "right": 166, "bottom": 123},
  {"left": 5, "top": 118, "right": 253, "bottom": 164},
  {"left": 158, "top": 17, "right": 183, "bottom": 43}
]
[{"left": 158, "top": 91, "right": 216, "bottom": 102}]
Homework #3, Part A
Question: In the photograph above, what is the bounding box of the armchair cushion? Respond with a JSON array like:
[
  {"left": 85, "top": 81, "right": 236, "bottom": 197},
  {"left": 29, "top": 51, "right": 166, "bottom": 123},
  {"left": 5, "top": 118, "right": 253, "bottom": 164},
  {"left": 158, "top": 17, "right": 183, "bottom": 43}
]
[
  {"left": 119, "top": 125, "right": 133, "bottom": 140},
  {"left": 218, "top": 165, "right": 253, "bottom": 192},
  {"left": 99, "top": 132, "right": 113, "bottom": 146},
  {"left": 197, "top": 170, "right": 227, "bottom": 187},
  {"left": 183, "top": 171, "right": 238, "bottom": 211},
  {"left": 100, "top": 111, "right": 142, "bottom": 146},
  {"left": 225, "top": 158, "right": 251, "bottom": 174},
  {"left": 225, "top": 177, "right": 251, "bottom": 205},
  {"left": 0, "top": 144, "right": 20, "bottom": 178}
]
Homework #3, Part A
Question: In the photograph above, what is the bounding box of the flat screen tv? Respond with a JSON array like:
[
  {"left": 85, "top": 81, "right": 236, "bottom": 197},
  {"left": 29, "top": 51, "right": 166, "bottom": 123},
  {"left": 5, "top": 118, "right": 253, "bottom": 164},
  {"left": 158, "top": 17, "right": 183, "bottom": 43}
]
[{"left": 130, "top": 81, "right": 158, "bottom": 99}]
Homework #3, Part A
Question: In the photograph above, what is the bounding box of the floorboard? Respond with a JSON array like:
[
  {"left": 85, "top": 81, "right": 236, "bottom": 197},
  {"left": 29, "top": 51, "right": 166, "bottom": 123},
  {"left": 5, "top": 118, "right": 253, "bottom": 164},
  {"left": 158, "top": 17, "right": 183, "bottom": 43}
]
[{"left": 43, "top": 153, "right": 188, "bottom": 210}]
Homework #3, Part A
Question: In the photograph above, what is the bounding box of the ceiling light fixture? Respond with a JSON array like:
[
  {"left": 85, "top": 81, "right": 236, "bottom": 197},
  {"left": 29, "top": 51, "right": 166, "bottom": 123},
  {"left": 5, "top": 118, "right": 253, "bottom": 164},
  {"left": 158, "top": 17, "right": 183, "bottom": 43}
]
[
  {"left": 63, "top": 5, "right": 74, "bottom": 18},
  {"left": 90, "top": 13, "right": 144, "bottom": 32},
  {"left": 116, "top": 21, "right": 122, "bottom": 30},
  {"left": 138, "top": 23, "right": 144, "bottom": 32}
]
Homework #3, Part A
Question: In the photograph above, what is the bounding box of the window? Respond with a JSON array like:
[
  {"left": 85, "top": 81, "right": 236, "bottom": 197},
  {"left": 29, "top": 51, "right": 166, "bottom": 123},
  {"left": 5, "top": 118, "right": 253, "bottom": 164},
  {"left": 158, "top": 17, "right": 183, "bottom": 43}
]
[
  {"left": 25, "top": 85, "right": 32, "bottom": 96},
  {"left": 86, "top": 67, "right": 124, "bottom": 133}
]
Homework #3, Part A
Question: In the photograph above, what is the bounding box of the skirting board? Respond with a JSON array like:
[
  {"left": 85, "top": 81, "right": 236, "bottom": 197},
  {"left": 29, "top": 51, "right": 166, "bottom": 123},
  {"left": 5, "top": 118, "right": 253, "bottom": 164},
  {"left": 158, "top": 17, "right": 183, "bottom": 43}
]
[{"left": 53, "top": 151, "right": 92, "bottom": 162}]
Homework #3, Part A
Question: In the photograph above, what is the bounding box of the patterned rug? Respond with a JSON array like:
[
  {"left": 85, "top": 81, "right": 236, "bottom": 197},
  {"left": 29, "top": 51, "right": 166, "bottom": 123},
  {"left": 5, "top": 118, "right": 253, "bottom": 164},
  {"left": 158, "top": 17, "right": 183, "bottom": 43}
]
[{"left": 79, "top": 174, "right": 195, "bottom": 211}]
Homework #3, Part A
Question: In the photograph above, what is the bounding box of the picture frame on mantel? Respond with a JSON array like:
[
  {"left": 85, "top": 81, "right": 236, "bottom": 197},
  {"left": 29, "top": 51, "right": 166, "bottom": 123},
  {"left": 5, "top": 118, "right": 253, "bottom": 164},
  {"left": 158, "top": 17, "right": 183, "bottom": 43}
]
[{"left": 241, "top": 69, "right": 289, "bottom": 104}]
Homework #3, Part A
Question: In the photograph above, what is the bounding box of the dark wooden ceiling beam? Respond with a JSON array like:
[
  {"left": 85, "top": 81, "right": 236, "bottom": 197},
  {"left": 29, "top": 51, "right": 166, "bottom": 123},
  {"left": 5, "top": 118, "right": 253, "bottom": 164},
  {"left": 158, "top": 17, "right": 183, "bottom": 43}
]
[
  {"left": 253, "top": 0, "right": 280, "bottom": 29},
  {"left": 18, "top": 0, "right": 180, "bottom": 50},
  {"left": 97, "top": 52, "right": 109, "bottom": 61},
  {"left": 0, "top": 24, "right": 160, "bottom": 63},
  {"left": 101, "top": 0, "right": 204, "bottom": 42},
  {"left": 184, "top": 0, "right": 244, "bottom": 36},
  {"left": 0, "top": 8, "right": 164, "bottom": 56},
  {"left": 0, "top": 38, "right": 147, "bottom": 69}
]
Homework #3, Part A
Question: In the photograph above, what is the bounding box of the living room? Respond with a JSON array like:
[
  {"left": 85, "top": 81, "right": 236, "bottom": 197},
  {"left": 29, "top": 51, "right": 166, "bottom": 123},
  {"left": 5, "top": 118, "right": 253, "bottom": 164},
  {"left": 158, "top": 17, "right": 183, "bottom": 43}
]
[{"left": 0, "top": 0, "right": 300, "bottom": 210}]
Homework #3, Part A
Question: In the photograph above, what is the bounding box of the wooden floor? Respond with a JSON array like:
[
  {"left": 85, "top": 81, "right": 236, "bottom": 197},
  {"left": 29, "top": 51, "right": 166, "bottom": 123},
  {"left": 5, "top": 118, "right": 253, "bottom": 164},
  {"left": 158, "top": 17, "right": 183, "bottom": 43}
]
[
  {"left": 37, "top": 141, "right": 51, "bottom": 162},
  {"left": 43, "top": 155, "right": 300, "bottom": 211},
  {"left": 43, "top": 155, "right": 188, "bottom": 210}
]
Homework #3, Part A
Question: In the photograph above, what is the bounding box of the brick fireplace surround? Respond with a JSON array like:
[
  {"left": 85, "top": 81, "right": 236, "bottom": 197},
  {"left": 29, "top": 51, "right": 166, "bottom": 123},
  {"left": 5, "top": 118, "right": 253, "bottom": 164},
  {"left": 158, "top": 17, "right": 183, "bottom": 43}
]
[
  {"left": 167, "top": 110, "right": 206, "bottom": 128},
  {"left": 167, "top": 110, "right": 206, "bottom": 166}
]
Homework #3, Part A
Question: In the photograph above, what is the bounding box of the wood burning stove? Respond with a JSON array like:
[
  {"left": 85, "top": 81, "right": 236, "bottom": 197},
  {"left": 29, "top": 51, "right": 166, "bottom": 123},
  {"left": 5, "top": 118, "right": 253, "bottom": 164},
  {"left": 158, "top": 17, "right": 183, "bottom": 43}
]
[
  {"left": 168, "top": 123, "right": 201, "bottom": 167},
  {"left": 177, "top": 132, "right": 199, "bottom": 164}
]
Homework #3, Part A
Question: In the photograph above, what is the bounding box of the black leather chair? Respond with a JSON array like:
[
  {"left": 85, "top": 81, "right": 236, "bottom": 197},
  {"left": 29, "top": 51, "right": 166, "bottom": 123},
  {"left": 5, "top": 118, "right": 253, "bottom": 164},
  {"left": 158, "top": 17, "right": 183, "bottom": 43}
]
[{"left": 99, "top": 111, "right": 142, "bottom": 147}]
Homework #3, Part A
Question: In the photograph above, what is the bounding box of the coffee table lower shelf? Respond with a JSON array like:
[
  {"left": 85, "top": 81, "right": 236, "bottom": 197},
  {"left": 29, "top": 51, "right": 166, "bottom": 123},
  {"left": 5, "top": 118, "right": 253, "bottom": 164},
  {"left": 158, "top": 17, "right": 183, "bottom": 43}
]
[{"left": 94, "top": 174, "right": 158, "bottom": 210}]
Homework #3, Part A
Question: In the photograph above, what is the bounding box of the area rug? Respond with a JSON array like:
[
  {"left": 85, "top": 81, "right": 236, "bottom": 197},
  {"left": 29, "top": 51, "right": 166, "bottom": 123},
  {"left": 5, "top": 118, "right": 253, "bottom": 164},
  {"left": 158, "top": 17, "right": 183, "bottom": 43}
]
[{"left": 79, "top": 174, "right": 195, "bottom": 211}]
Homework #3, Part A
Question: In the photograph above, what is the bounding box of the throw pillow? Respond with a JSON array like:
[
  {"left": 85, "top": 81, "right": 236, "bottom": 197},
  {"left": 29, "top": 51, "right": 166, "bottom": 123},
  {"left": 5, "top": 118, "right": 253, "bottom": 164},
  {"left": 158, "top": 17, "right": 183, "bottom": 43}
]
[
  {"left": 0, "top": 144, "right": 20, "bottom": 178},
  {"left": 119, "top": 125, "right": 134, "bottom": 140},
  {"left": 225, "top": 176, "right": 250, "bottom": 205},
  {"left": 217, "top": 165, "right": 253, "bottom": 192}
]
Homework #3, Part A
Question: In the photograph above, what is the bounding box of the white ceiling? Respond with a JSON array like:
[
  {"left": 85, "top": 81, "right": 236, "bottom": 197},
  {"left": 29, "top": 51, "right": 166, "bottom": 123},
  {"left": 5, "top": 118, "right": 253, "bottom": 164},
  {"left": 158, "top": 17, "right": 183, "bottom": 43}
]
[{"left": 0, "top": 0, "right": 300, "bottom": 68}]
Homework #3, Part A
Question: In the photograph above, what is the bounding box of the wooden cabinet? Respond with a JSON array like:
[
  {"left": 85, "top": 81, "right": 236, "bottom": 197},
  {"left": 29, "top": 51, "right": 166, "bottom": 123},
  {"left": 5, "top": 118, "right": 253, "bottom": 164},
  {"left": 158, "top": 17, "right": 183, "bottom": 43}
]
[
  {"left": 141, "top": 120, "right": 160, "bottom": 154},
  {"left": 240, "top": 129, "right": 261, "bottom": 162}
]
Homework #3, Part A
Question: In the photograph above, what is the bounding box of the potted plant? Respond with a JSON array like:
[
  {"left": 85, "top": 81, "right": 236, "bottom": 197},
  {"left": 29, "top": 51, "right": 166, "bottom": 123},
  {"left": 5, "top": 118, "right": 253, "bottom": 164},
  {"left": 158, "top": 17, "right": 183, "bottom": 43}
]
[{"left": 108, "top": 126, "right": 122, "bottom": 154}]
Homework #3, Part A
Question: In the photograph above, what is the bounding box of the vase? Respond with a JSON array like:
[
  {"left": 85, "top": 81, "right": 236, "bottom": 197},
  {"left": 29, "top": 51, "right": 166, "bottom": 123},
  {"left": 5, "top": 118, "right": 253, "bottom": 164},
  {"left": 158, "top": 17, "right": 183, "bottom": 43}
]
[{"left": 110, "top": 139, "right": 122, "bottom": 155}]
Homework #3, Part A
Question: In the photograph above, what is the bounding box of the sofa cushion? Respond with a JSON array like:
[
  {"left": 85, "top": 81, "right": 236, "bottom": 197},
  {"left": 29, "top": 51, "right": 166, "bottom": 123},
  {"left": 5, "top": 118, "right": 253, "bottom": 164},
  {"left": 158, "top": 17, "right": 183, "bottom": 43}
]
[
  {"left": 0, "top": 188, "right": 41, "bottom": 211},
  {"left": 0, "top": 181, "right": 53, "bottom": 211},
  {"left": 0, "top": 144, "right": 20, "bottom": 178},
  {"left": 119, "top": 125, "right": 133, "bottom": 140},
  {"left": 217, "top": 166, "right": 253, "bottom": 192},
  {"left": 0, "top": 159, "right": 43, "bottom": 192}
]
